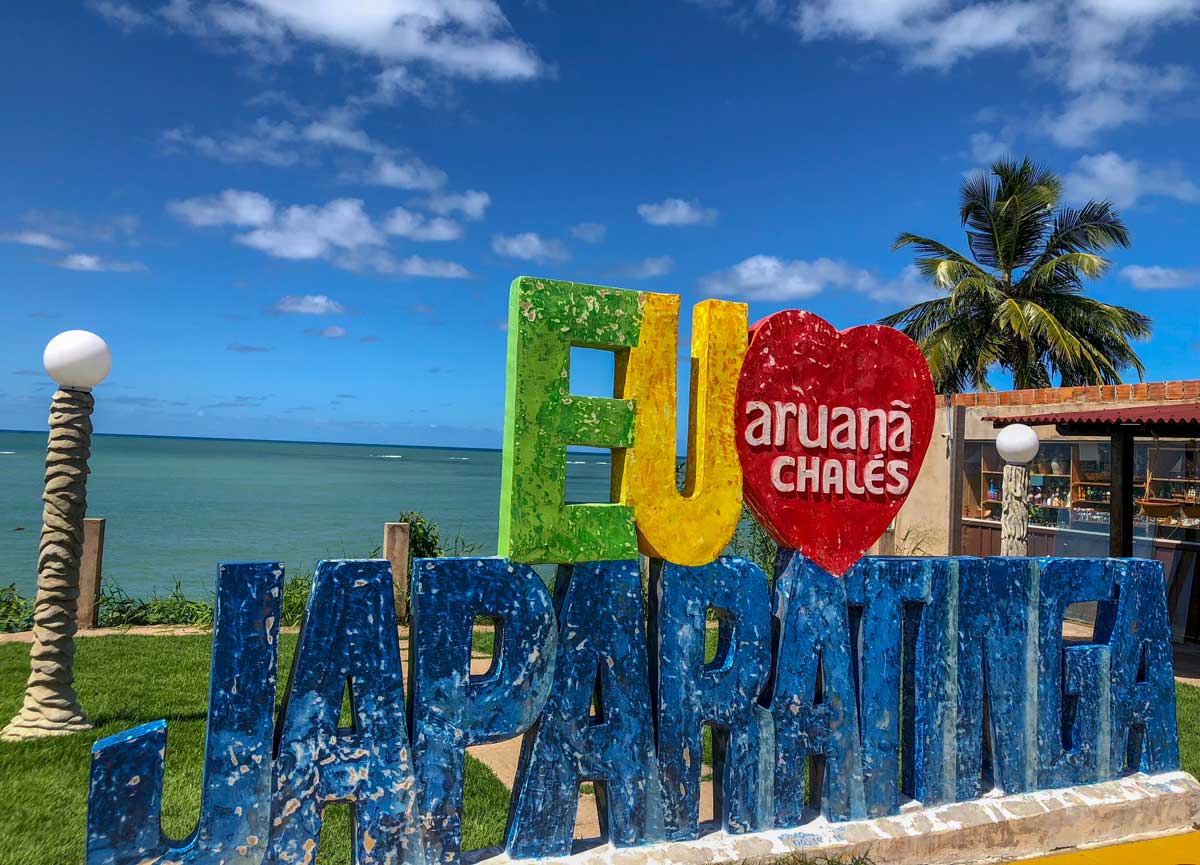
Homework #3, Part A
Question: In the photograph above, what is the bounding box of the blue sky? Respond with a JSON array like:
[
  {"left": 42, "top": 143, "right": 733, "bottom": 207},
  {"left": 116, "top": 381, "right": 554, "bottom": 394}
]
[{"left": 1, "top": 1, "right": 1199, "bottom": 448}]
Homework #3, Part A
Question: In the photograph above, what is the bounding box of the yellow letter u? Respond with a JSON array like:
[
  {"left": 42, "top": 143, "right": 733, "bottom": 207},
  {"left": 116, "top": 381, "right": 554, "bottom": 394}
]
[{"left": 616, "top": 293, "right": 747, "bottom": 565}]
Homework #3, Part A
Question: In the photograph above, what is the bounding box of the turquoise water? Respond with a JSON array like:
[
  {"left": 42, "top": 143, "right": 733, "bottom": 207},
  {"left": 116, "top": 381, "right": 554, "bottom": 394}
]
[{"left": 0, "top": 431, "right": 614, "bottom": 598}]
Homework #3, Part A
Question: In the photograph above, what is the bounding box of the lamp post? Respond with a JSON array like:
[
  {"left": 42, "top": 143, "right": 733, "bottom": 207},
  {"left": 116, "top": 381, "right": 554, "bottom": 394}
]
[
  {"left": 996, "top": 422, "right": 1040, "bottom": 557},
  {"left": 2, "top": 330, "right": 110, "bottom": 741}
]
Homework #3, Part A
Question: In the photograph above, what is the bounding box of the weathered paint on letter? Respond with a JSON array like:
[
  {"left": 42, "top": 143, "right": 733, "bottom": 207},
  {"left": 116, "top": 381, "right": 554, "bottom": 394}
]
[
  {"left": 410, "top": 557, "right": 557, "bottom": 864},
  {"left": 499, "top": 277, "right": 642, "bottom": 563},
  {"left": 616, "top": 295, "right": 747, "bottom": 565},
  {"left": 86, "top": 562, "right": 283, "bottom": 865}
]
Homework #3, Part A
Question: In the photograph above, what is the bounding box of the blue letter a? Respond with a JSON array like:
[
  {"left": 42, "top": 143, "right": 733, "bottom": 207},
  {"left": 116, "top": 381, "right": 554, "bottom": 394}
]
[{"left": 267, "top": 560, "right": 423, "bottom": 865}]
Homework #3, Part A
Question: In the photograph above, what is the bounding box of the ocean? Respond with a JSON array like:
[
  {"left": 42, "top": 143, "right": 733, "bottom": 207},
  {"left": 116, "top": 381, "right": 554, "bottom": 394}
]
[{"left": 0, "top": 430, "right": 614, "bottom": 598}]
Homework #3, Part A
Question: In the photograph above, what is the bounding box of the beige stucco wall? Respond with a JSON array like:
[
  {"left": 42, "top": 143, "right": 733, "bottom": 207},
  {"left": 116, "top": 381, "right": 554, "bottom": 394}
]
[{"left": 875, "top": 404, "right": 952, "bottom": 556}]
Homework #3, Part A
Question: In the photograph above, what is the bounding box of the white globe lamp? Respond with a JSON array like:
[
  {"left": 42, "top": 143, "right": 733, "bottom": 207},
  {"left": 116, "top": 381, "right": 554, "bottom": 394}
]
[
  {"left": 996, "top": 423, "right": 1040, "bottom": 465},
  {"left": 43, "top": 330, "right": 111, "bottom": 390}
]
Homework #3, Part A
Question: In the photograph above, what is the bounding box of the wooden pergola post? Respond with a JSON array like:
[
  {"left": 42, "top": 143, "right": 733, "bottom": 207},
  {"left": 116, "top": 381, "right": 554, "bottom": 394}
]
[
  {"left": 77, "top": 517, "right": 105, "bottom": 630},
  {"left": 384, "top": 522, "right": 411, "bottom": 624},
  {"left": 1109, "top": 427, "right": 1135, "bottom": 558}
]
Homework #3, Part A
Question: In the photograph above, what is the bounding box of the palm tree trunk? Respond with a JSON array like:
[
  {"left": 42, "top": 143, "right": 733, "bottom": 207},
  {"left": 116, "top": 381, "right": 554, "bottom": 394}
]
[{"left": 1, "top": 388, "right": 94, "bottom": 740}]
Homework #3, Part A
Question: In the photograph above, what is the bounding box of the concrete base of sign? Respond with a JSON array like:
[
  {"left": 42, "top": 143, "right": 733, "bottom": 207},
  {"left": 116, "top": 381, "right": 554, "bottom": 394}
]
[{"left": 476, "top": 771, "right": 1200, "bottom": 865}]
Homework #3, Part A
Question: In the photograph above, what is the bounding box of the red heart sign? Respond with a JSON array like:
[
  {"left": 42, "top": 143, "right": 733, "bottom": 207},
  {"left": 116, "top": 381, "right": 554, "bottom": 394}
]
[{"left": 734, "top": 310, "right": 935, "bottom": 576}]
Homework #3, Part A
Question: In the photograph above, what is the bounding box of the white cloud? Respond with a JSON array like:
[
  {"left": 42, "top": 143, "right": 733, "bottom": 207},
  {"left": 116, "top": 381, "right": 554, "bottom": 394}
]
[
  {"left": 570, "top": 222, "right": 607, "bottom": 243},
  {"left": 383, "top": 255, "right": 471, "bottom": 278},
  {"left": 967, "top": 131, "right": 1011, "bottom": 164},
  {"left": 245, "top": 0, "right": 543, "bottom": 80},
  {"left": 237, "top": 199, "right": 383, "bottom": 260},
  {"left": 699, "top": 255, "right": 877, "bottom": 300},
  {"left": 697, "top": 255, "right": 938, "bottom": 304},
  {"left": 88, "top": 0, "right": 150, "bottom": 30},
  {"left": 305, "top": 325, "right": 348, "bottom": 339},
  {"left": 796, "top": 0, "right": 1045, "bottom": 66},
  {"left": 53, "top": 253, "right": 148, "bottom": 273},
  {"left": 914, "top": 2, "right": 1046, "bottom": 68},
  {"left": 637, "top": 198, "right": 718, "bottom": 226},
  {"left": 371, "top": 67, "right": 431, "bottom": 103},
  {"left": 338, "top": 250, "right": 470, "bottom": 278},
  {"left": 15, "top": 210, "right": 139, "bottom": 244},
  {"left": 299, "top": 111, "right": 379, "bottom": 153},
  {"left": 1120, "top": 264, "right": 1200, "bottom": 290},
  {"left": 863, "top": 264, "right": 943, "bottom": 303},
  {"left": 101, "top": 0, "right": 545, "bottom": 82},
  {"left": 1047, "top": 90, "right": 1153, "bottom": 148},
  {"left": 623, "top": 255, "right": 675, "bottom": 279},
  {"left": 419, "top": 189, "right": 491, "bottom": 220},
  {"left": 384, "top": 207, "right": 462, "bottom": 241},
  {"left": 161, "top": 121, "right": 303, "bottom": 168},
  {"left": 168, "top": 189, "right": 276, "bottom": 226},
  {"left": 228, "top": 343, "right": 272, "bottom": 353},
  {"left": 1063, "top": 151, "right": 1200, "bottom": 207},
  {"left": 272, "top": 294, "right": 345, "bottom": 315},
  {"left": 164, "top": 110, "right": 451, "bottom": 191},
  {"left": 367, "top": 155, "right": 448, "bottom": 190},
  {"left": 491, "top": 232, "right": 569, "bottom": 262},
  {"left": 720, "top": 0, "right": 1200, "bottom": 146},
  {"left": 171, "top": 190, "right": 470, "bottom": 277},
  {"left": 1, "top": 231, "right": 69, "bottom": 250}
]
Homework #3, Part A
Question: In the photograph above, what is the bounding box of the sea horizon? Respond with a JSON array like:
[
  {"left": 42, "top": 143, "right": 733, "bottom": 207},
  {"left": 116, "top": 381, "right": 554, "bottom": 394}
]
[
  {"left": 0, "top": 430, "right": 614, "bottom": 600},
  {"left": 0, "top": 428, "right": 618, "bottom": 455}
]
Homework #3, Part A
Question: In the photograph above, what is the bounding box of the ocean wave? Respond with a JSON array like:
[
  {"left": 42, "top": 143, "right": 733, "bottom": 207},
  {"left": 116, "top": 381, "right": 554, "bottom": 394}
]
[
  {"left": 372, "top": 454, "right": 404, "bottom": 459},
  {"left": 566, "top": 460, "right": 589, "bottom": 464},
  {"left": 448, "top": 456, "right": 470, "bottom": 461},
  {"left": 0, "top": 451, "right": 14, "bottom": 455}
]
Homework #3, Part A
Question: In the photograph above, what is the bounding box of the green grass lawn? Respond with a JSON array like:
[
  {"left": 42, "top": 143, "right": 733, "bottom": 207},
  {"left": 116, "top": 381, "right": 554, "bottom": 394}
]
[
  {"left": 0, "top": 635, "right": 510, "bottom": 865},
  {"left": 0, "top": 633, "right": 1196, "bottom": 865}
]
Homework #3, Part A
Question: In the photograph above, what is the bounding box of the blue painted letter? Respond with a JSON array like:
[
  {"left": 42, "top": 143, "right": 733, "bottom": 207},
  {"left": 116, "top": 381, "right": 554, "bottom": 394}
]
[
  {"left": 1095, "top": 559, "right": 1180, "bottom": 776},
  {"left": 267, "top": 560, "right": 421, "bottom": 865},
  {"left": 86, "top": 562, "right": 283, "bottom": 865},
  {"left": 410, "top": 557, "right": 557, "bottom": 864},
  {"left": 506, "top": 560, "right": 662, "bottom": 857},
  {"left": 651, "top": 556, "right": 773, "bottom": 840},
  {"left": 844, "top": 557, "right": 967, "bottom": 816},
  {"left": 768, "top": 552, "right": 865, "bottom": 826}
]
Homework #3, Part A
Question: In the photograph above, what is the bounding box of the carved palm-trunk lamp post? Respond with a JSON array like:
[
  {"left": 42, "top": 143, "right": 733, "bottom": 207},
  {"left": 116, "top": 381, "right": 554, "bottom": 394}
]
[
  {"left": 2, "top": 330, "right": 111, "bottom": 741},
  {"left": 996, "top": 422, "right": 1040, "bottom": 557}
]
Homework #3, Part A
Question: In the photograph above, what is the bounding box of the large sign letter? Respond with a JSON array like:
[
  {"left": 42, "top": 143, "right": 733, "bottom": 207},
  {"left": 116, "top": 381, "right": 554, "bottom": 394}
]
[
  {"left": 507, "top": 561, "right": 662, "bottom": 857},
  {"left": 652, "top": 557, "right": 774, "bottom": 840},
  {"left": 768, "top": 552, "right": 865, "bottom": 825},
  {"left": 1096, "top": 559, "right": 1180, "bottom": 776},
  {"left": 268, "top": 560, "right": 421, "bottom": 865},
  {"left": 410, "top": 557, "right": 558, "bottom": 863},
  {"left": 86, "top": 563, "right": 283, "bottom": 865},
  {"left": 499, "top": 276, "right": 642, "bottom": 563},
  {"left": 617, "top": 295, "right": 747, "bottom": 565}
]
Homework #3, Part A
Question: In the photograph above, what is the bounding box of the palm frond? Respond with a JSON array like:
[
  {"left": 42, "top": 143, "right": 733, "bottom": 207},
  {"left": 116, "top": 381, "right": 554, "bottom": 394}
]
[
  {"left": 886, "top": 156, "right": 1150, "bottom": 390},
  {"left": 1022, "top": 252, "right": 1110, "bottom": 289}
]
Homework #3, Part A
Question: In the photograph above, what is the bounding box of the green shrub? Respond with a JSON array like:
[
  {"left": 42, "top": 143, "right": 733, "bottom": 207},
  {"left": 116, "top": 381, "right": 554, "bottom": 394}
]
[
  {"left": 0, "top": 584, "right": 33, "bottom": 634},
  {"left": 97, "top": 582, "right": 213, "bottom": 628},
  {"left": 400, "top": 509, "right": 442, "bottom": 565},
  {"left": 280, "top": 573, "right": 312, "bottom": 628},
  {"left": 398, "top": 509, "right": 480, "bottom": 564}
]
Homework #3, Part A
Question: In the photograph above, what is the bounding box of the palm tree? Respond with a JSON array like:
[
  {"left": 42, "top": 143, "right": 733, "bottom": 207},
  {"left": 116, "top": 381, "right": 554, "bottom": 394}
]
[{"left": 881, "top": 157, "right": 1151, "bottom": 393}]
